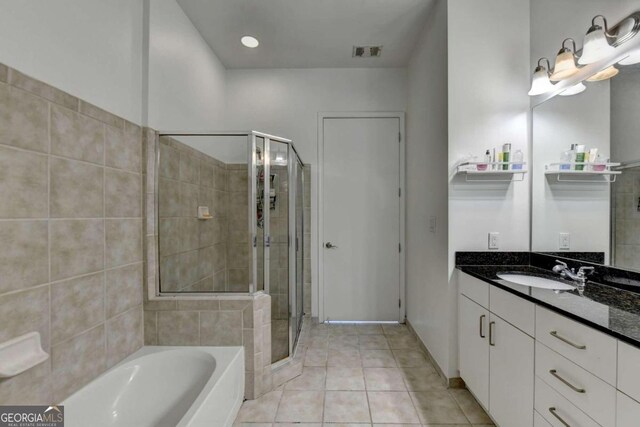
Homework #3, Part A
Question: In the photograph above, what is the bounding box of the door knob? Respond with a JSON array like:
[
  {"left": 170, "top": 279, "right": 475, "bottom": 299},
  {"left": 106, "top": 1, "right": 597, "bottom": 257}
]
[{"left": 325, "top": 242, "right": 338, "bottom": 249}]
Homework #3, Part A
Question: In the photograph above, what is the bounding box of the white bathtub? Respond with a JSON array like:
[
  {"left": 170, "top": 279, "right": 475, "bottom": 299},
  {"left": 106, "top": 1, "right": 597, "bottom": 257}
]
[{"left": 62, "top": 346, "right": 244, "bottom": 427}]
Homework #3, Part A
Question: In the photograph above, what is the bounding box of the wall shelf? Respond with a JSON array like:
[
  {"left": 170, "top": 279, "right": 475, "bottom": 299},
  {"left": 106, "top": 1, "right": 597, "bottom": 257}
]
[
  {"left": 456, "top": 162, "right": 528, "bottom": 182},
  {"left": 545, "top": 162, "right": 621, "bottom": 183}
]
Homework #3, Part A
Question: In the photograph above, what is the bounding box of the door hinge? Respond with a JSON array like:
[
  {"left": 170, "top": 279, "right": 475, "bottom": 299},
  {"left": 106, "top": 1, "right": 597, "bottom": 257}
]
[
  {"left": 398, "top": 132, "right": 401, "bottom": 142},
  {"left": 399, "top": 299, "right": 401, "bottom": 308},
  {"left": 398, "top": 187, "right": 401, "bottom": 197},
  {"left": 399, "top": 243, "right": 402, "bottom": 252}
]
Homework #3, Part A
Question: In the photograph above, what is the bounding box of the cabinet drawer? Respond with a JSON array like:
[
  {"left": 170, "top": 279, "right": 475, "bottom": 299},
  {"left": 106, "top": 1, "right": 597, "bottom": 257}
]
[
  {"left": 617, "top": 391, "right": 640, "bottom": 427},
  {"left": 534, "top": 411, "right": 553, "bottom": 427},
  {"left": 535, "top": 377, "right": 600, "bottom": 427},
  {"left": 535, "top": 306, "right": 616, "bottom": 385},
  {"left": 459, "top": 272, "right": 489, "bottom": 308},
  {"left": 535, "top": 342, "right": 615, "bottom": 427},
  {"left": 490, "top": 285, "right": 535, "bottom": 336},
  {"left": 617, "top": 341, "right": 640, "bottom": 402}
]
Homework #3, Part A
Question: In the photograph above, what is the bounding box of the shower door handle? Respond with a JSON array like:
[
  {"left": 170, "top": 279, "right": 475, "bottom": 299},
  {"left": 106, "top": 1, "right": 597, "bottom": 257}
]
[{"left": 325, "top": 242, "right": 338, "bottom": 249}]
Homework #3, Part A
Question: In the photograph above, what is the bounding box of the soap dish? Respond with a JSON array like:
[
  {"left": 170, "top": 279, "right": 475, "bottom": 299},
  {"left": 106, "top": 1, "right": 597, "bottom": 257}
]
[{"left": 0, "top": 332, "right": 49, "bottom": 378}]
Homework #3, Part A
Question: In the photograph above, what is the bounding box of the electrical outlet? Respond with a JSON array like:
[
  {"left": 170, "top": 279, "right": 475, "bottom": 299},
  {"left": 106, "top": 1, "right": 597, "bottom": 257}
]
[
  {"left": 559, "top": 233, "right": 570, "bottom": 250},
  {"left": 429, "top": 216, "right": 437, "bottom": 234},
  {"left": 488, "top": 232, "right": 500, "bottom": 250}
]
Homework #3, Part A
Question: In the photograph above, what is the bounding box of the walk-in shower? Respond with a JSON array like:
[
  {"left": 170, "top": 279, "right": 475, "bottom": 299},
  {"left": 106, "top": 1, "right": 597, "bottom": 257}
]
[{"left": 156, "top": 131, "right": 305, "bottom": 363}]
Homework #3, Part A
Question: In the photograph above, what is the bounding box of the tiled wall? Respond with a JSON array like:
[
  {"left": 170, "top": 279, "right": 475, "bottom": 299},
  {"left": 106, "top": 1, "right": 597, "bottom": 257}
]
[
  {"left": 0, "top": 64, "right": 143, "bottom": 404},
  {"left": 144, "top": 131, "right": 272, "bottom": 399},
  {"left": 158, "top": 136, "right": 232, "bottom": 292},
  {"left": 614, "top": 167, "right": 640, "bottom": 269},
  {"left": 227, "top": 164, "right": 251, "bottom": 291}
]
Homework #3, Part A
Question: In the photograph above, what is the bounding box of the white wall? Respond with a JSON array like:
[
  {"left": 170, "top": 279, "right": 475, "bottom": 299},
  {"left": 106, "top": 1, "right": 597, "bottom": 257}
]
[
  {"left": 0, "top": 0, "right": 143, "bottom": 124},
  {"left": 448, "top": 0, "right": 531, "bottom": 376},
  {"left": 147, "top": 0, "right": 227, "bottom": 131},
  {"left": 612, "top": 71, "right": 640, "bottom": 162},
  {"left": 405, "top": 0, "right": 450, "bottom": 378},
  {"left": 225, "top": 68, "right": 407, "bottom": 317}
]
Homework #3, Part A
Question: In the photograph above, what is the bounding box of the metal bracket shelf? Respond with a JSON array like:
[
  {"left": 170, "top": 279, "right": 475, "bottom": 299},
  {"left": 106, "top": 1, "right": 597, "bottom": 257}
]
[
  {"left": 456, "top": 162, "right": 528, "bottom": 182},
  {"left": 544, "top": 162, "right": 621, "bottom": 183}
]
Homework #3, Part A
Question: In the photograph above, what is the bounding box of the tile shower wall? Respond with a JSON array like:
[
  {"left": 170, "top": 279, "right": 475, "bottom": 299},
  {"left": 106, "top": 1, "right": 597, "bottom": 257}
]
[
  {"left": 144, "top": 131, "right": 272, "bottom": 400},
  {"left": 158, "top": 136, "right": 230, "bottom": 292},
  {"left": 614, "top": 167, "right": 640, "bottom": 268},
  {"left": 227, "top": 164, "right": 251, "bottom": 292},
  {"left": 0, "top": 64, "right": 143, "bottom": 404}
]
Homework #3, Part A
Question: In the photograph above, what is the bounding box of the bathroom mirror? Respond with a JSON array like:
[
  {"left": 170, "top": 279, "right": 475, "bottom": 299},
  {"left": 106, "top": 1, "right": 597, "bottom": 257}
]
[{"left": 531, "top": 61, "right": 640, "bottom": 272}]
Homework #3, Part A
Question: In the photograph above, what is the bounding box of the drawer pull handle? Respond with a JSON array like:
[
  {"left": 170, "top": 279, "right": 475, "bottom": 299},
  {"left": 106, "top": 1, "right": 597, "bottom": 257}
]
[
  {"left": 549, "top": 369, "right": 586, "bottom": 393},
  {"left": 550, "top": 331, "right": 586, "bottom": 350},
  {"left": 479, "top": 315, "right": 486, "bottom": 338},
  {"left": 489, "top": 321, "right": 496, "bottom": 346},
  {"left": 549, "top": 407, "right": 571, "bottom": 427}
]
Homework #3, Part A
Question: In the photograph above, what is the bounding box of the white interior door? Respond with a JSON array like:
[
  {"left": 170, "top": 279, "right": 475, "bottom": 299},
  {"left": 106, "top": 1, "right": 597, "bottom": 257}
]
[{"left": 322, "top": 117, "right": 401, "bottom": 321}]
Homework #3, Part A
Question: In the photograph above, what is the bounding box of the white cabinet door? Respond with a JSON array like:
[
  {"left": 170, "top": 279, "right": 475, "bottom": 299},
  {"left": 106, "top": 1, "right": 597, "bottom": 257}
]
[
  {"left": 459, "top": 294, "right": 490, "bottom": 409},
  {"left": 617, "top": 391, "right": 640, "bottom": 427},
  {"left": 489, "top": 314, "right": 534, "bottom": 427}
]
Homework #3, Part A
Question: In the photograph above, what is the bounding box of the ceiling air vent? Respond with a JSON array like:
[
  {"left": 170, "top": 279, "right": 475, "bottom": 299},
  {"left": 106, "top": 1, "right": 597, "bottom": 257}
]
[{"left": 352, "top": 45, "right": 383, "bottom": 58}]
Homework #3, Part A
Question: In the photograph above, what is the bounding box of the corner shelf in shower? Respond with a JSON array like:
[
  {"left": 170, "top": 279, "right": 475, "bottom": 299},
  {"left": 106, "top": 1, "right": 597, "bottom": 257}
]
[
  {"left": 456, "top": 162, "right": 528, "bottom": 182},
  {"left": 544, "top": 162, "right": 621, "bottom": 183}
]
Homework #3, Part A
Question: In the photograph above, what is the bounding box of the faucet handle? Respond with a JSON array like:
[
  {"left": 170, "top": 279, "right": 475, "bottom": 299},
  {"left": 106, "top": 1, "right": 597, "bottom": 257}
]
[
  {"left": 555, "top": 260, "right": 568, "bottom": 268},
  {"left": 578, "top": 266, "right": 595, "bottom": 276}
]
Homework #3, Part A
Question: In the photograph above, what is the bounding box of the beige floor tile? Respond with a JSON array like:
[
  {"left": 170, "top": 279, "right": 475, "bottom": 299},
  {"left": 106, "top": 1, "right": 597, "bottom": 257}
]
[
  {"left": 235, "top": 423, "right": 273, "bottom": 427},
  {"left": 386, "top": 335, "right": 420, "bottom": 350},
  {"left": 328, "top": 348, "right": 362, "bottom": 367},
  {"left": 364, "top": 368, "right": 406, "bottom": 391},
  {"left": 236, "top": 390, "right": 283, "bottom": 422},
  {"left": 273, "top": 362, "right": 304, "bottom": 388},
  {"left": 381, "top": 324, "right": 410, "bottom": 336},
  {"left": 324, "top": 391, "right": 371, "bottom": 423},
  {"left": 307, "top": 336, "right": 330, "bottom": 349},
  {"left": 372, "top": 425, "right": 421, "bottom": 427},
  {"left": 276, "top": 390, "right": 325, "bottom": 422},
  {"left": 358, "top": 324, "right": 384, "bottom": 335},
  {"left": 358, "top": 335, "right": 390, "bottom": 350},
  {"left": 449, "top": 389, "right": 492, "bottom": 424},
  {"left": 275, "top": 424, "right": 322, "bottom": 427},
  {"left": 329, "top": 335, "right": 360, "bottom": 349},
  {"left": 400, "top": 367, "right": 445, "bottom": 391},
  {"left": 392, "top": 350, "right": 429, "bottom": 367},
  {"left": 329, "top": 324, "right": 359, "bottom": 336},
  {"left": 367, "top": 392, "right": 420, "bottom": 424},
  {"left": 284, "top": 367, "right": 326, "bottom": 391},
  {"left": 361, "top": 350, "right": 397, "bottom": 368},
  {"left": 305, "top": 348, "right": 328, "bottom": 367},
  {"left": 323, "top": 424, "right": 372, "bottom": 427},
  {"left": 409, "top": 391, "right": 468, "bottom": 425},
  {"left": 326, "top": 367, "right": 365, "bottom": 391}
]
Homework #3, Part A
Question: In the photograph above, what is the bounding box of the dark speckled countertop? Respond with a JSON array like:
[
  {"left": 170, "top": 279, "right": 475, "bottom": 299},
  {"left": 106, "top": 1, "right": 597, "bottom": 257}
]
[{"left": 458, "top": 265, "right": 640, "bottom": 348}]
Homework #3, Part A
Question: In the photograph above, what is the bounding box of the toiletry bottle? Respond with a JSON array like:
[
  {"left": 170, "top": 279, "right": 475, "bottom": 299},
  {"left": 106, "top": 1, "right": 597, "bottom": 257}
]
[
  {"left": 575, "top": 144, "right": 586, "bottom": 171},
  {"left": 569, "top": 144, "right": 577, "bottom": 170},
  {"left": 560, "top": 149, "right": 571, "bottom": 170},
  {"left": 511, "top": 149, "right": 524, "bottom": 170},
  {"left": 502, "top": 143, "right": 511, "bottom": 170},
  {"left": 491, "top": 148, "right": 497, "bottom": 170},
  {"left": 497, "top": 152, "right": 503, "bottom": 169},
  {"left": 478, "top": 150, "right": 491, "bottom": 171}
]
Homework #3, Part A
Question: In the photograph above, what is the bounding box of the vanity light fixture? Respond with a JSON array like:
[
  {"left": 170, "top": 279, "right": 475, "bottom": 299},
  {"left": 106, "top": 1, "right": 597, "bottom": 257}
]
[
  {"left": 559, "top": 82, "right": 586, "bottom": 96},
  {"left": 241, "top": 35, "right": 260, "bottom": 48},
  {"left": 586, "top": 65, "right": 619, "bottom": 81},
  {"left": 578, "top": 15, "right": 615, "bottom": 65},
  {"left": 619, "top": 50, "right": 640, "bottom": 65},
  {"left": 550, "top": 39, "right": 580, "bottom": 81},
  {"left": 528, "top": 58, "right": 555, "bottom": 96}
]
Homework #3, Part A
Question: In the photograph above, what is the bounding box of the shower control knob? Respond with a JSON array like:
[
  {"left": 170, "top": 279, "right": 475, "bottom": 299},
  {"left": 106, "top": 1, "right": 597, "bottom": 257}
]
[{"left": 325, "top": 242, "right": 338, "bottom": 249}]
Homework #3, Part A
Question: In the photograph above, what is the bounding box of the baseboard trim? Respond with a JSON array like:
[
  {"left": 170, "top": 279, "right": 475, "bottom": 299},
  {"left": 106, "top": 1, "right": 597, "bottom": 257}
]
[{"left": 404, "top": 319, "right": 464, "bottom": 389}]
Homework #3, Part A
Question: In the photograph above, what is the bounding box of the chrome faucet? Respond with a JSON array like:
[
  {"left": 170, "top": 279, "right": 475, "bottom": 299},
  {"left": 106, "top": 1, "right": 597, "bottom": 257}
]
[{"left": 552, "top": 260, "right": 595, "bottom": 294}]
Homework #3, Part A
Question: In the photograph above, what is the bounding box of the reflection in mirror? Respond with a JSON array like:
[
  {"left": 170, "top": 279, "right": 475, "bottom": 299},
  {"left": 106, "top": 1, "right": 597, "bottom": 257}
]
[
  {"left": 158, "top": 135, "right": 251, "bottom": 292},
  {"left": 532, "top": 63, "right": 640, "bottom": 271}
]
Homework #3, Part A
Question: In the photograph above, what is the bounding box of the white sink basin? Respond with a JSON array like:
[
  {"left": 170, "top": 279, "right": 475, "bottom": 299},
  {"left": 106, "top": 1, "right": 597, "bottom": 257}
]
[{"left": 497, "top": 273, "right": 575, "bottom": 291}]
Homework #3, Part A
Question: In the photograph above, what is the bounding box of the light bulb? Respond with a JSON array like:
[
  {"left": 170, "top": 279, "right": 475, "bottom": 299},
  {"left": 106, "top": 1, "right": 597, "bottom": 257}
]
[
  {"left": 551, "top": 49, "right": 579, "bottom": 81},
  {"left": 241, "top": 36, "right": 259, "bottom": 48}
]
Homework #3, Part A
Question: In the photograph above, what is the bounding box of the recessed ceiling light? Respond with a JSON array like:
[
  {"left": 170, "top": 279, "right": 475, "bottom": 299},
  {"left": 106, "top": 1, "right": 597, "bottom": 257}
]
[{"left": 241, "top": 36, "right": 259, "bottom": 48}]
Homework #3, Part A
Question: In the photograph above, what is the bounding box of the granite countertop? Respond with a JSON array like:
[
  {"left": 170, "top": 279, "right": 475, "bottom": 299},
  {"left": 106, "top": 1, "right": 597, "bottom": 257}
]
[{"left": 458, "top": 264, "right": 640, "bottom": 347}]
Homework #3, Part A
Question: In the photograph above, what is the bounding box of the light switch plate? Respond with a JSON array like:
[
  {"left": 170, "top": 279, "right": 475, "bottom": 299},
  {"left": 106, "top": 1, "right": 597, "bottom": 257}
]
[
  {"left": 488, "top": 232, "right": 500, "bottom": 250},
  {"left": 559, "top": 233, "right": 570, "bottom": 250}
]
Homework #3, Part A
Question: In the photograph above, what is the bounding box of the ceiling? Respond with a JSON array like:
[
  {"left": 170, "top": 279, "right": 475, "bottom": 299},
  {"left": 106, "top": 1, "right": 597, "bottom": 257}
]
[{"left": 176, "top": 0, "right": 434, "bottom": 69}]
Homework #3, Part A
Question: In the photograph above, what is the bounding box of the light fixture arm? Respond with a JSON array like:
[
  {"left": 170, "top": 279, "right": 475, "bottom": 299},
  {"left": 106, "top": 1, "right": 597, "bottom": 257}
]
[
  {"left": 537, "top": 57, "right": 552, "bottom": 72},
  {"left": 561, "top": 38, "right": 577, "bottom": 54},
  {"left": 591, "top": 15, "right": 613, "bottom": 37}
]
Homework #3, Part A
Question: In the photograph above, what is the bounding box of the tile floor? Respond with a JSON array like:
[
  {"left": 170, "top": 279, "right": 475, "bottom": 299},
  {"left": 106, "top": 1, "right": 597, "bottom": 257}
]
[{"left": 235, "top": 322, "right": 494, "bottom": 426}]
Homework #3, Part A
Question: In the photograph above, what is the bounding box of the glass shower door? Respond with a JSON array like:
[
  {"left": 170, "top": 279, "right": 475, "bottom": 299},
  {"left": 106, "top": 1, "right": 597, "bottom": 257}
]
[{"left": 292, "top": 158, "right": 305, "bottom": 348}]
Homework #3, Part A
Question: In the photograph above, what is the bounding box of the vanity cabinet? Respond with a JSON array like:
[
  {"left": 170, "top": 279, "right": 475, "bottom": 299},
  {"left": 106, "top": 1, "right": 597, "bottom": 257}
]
[
  {"left": 459, "top": 271, "right": 640, "bottom": 427},
  {"left": 459, "top": 273, "right": 534, "bottom": 427}
]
